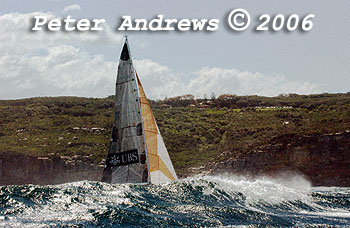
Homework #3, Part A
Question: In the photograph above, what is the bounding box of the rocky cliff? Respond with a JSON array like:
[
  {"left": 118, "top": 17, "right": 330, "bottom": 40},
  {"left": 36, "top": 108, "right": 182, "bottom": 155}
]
[
  {"left": 0, "top": 153, "right": 103, "bottom": 185},
  {"left": 0, "top": 95, "right": 349, "bottom": 186},
  {"left": 207, "top": 131, "right": 350, "bottom": 186},
  {"left": 1, "top": 131, "right": 349, "bottom": 186}
]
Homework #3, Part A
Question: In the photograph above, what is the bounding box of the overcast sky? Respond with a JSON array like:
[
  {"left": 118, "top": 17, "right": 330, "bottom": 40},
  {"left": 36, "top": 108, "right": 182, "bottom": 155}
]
[{"left": 0, "top": 0, "right": 349, "bottom": 100}]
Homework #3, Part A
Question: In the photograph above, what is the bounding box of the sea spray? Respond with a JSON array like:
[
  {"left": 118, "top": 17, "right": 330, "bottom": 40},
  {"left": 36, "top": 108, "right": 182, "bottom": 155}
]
[{"left": 0, "top": 174, "right": 349, "bottom": 227}]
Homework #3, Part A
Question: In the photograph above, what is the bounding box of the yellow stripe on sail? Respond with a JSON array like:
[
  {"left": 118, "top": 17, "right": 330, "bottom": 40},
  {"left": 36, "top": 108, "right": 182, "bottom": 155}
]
[
  {"left": 145, "top": 132, "right": 157, "bottom": 155},
  {"left": 136, "top": 73, "right": 158, "bottom": 161},
  {"left": 158, "top": 157, "right": 176, "bottom": 180},
  {"left": 148, "top": 153, "right": 159, "bottom": 171},
  {"left": 148, "top": 154, "right": 175, "bottom": 180},
  {"left": 137, "top": 74, "right": 158, "bottom": 135},
  {"left": 136, "top": 73, "right": 175, "bottom": 181}
]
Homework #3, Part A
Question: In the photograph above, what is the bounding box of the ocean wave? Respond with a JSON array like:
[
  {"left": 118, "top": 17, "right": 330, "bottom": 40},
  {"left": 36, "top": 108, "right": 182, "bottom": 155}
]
[{"left": 0, "top": 174, "right": 349, "bottom": 227}]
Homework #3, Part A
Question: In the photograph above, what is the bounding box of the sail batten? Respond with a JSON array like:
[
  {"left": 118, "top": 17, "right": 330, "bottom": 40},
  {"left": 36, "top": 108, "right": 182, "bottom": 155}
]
[{"left": 102, "top": 39, "right": 177, "bottom": 185}]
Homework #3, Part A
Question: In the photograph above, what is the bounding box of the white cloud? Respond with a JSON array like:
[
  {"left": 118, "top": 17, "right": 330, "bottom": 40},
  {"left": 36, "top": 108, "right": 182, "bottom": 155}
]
[
  {"left": 0, "top": 12, "right": 123, "bottom": 99},
  {"left": 63, "top": 4, "right": 82, "bottom": 13},
  {"left": 0, "top": 11, "right": 320, "bottom": 100},
  {"left": 134, "top": 59, "right": 185, "bottom": 99},
  {"left": 0, "top": 12, "right": 122, "bottom": 54},
  {"left": 186, "top": 67, "right": 320, "bottom": 98},
  {"left": 133, "top": 61, "right": 320, "bottom": 100},
  {"left": 0, "top": 44, "right": 116, "bottom": 98}
]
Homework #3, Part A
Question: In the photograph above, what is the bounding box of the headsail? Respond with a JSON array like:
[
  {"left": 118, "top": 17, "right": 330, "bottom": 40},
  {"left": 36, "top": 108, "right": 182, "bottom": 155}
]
[
  {"left": 136, "top": 74, "right": 178, "bottom": 184},
  {"left": 102, "top": 39, "right": 177, "bottom": 184}
]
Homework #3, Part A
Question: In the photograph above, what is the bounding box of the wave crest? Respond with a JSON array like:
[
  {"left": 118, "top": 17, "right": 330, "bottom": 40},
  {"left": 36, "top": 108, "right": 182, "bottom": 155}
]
[{"left": 0, "top": 174, "right": 349, "bottom": 227}]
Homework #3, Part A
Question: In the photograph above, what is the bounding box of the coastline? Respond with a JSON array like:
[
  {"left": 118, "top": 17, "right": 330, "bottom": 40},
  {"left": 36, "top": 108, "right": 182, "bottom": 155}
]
[{"left": 0, "top": 94, "right": 349, "bottom": 186}]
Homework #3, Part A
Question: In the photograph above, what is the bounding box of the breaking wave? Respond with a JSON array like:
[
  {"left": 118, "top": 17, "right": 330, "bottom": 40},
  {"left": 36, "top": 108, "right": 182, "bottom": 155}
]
[{"left": 0, "top": 174, "right": 349, "bottom": 227}]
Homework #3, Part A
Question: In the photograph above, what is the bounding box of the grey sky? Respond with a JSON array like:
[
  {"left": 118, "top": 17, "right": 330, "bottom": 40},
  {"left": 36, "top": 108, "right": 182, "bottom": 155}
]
[{"left": 0, "top": 0, "right": 349, "bottom": 99}]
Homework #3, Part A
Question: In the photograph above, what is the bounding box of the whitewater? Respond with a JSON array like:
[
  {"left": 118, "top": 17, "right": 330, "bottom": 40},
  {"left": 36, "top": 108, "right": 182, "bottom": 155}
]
[{"left": 0, "top": 175, "right": 349, "bottom": 227}]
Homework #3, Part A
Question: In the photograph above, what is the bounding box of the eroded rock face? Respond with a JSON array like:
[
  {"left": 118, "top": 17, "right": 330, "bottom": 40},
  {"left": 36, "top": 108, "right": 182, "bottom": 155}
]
[
  {"left": 209, "top": 131, "right": 350, "bottom": 186},
  {"left": 0, "top": 154, "right": 103, "bottom": 185},
  {"left": 1, "top": 131, "right": 349, "bottom": 186}
]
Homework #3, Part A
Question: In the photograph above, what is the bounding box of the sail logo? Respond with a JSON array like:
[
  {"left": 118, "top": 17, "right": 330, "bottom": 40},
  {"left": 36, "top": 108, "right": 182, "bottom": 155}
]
[{"left": 107, "top": 149, "right": 139, "bottom": 167}]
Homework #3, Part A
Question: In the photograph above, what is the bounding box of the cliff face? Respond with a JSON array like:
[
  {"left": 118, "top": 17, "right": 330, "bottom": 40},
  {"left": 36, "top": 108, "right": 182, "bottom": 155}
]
[
  {"left": 0, "top": 133, "right": 349, "bottom": 186},
  {"left": 0, "top": 154, "right": 103, "bottom": 185},
  {"left": 1, "top": 95, "right": 350, "bottom": 185},
  {"left": 208, "top": 131, "right": 350, "bottom": 186}
]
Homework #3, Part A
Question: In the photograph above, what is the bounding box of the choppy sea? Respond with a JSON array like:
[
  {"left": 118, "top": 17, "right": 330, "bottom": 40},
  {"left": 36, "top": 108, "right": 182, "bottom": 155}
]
[{"left": 0, "top": 175, "right": 349, "bottom": 227}]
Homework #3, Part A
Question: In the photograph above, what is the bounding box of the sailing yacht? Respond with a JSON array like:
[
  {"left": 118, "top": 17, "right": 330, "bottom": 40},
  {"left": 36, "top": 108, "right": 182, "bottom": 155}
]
[{"left": 101, "top": 38, "right": 178, "bottom": 185}]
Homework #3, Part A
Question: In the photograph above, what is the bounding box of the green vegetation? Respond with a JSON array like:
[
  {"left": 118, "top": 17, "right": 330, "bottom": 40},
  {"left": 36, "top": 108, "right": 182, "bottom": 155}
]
[{"left": 0, "top": 93, "right": 349, "bottom": 176}]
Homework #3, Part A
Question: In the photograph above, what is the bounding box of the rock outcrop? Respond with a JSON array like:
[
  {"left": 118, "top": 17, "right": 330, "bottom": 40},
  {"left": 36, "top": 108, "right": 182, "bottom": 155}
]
[
  {"left": 208, "top": 131, "right": 350, "bottom": 186},
  {"left": 0, "top": 153, "right": 103, "bottom": 185},
  {"left": 1, "top": 131, "right": 349, "bottom": 186}
]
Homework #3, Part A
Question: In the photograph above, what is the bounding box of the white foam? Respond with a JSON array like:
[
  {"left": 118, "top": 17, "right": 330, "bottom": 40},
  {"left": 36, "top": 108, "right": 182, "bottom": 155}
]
[
  {"left": 1, "top": 181, "right": 134, "bottom": 227},
  {"left": 181, "top": 173, "right": 312, "bottom": 205}
]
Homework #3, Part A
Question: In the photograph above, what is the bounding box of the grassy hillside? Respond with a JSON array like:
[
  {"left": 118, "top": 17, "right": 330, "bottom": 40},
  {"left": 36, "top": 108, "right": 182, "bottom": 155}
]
[{"left": 0, "top": 93, "right": 349, "bottom": 176}]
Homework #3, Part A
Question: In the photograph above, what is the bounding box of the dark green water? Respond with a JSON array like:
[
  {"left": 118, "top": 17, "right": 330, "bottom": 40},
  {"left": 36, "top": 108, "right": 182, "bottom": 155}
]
[{"left": 0, "top": 175, "right": 349, "bottom": 227}]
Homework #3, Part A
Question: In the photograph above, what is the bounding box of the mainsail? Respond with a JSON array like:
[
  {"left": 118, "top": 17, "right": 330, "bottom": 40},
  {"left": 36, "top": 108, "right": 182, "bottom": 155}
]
[{"left": 101, "top": 38, "right": 177, "bottom": 184}]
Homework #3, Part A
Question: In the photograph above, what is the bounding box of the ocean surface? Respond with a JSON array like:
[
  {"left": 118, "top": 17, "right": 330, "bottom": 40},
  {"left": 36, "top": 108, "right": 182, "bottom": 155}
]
[{"left": 0, "top": 175, "right": 349, "bottom": 227}]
